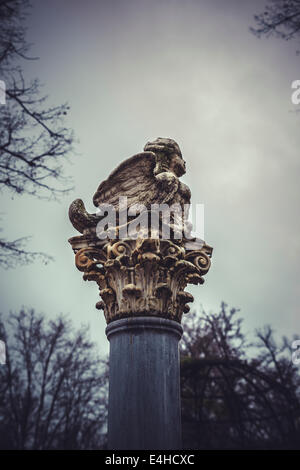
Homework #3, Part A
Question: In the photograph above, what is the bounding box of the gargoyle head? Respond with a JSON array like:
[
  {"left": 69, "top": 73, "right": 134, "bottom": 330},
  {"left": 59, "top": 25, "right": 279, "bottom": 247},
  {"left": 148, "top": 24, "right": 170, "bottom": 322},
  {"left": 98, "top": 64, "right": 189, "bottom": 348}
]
[{"left": 144, "top": 137, "right": 186, "bottom": 177}]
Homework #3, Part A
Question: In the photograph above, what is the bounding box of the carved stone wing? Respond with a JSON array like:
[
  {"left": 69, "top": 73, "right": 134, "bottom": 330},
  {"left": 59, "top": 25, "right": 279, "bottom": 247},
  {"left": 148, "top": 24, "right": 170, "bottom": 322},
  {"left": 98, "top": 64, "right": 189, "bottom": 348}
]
[{"left": 93, "top": 151, "right": 161, "bottom": 209}]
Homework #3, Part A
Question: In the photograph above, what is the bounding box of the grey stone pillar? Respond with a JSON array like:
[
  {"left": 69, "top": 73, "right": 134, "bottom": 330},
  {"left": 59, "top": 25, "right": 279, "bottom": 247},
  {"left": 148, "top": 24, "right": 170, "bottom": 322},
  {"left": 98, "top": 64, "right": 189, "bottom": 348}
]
[
  {"left": 68, "top": 139, "right": 213, "bottom": 451},
  {"left": 106, "top": 316, "right": 183, "bottom": 450}
]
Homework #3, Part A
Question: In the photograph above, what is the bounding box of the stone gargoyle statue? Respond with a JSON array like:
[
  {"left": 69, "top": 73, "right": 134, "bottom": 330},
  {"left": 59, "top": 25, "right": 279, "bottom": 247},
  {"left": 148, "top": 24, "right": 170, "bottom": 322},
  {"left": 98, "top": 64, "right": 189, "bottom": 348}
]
[
  {"left": 69, "top": 137, "right": 191, "bottom": 237},
  {"left": 68, "top": 137, "right": 212, "bottom": 324}
]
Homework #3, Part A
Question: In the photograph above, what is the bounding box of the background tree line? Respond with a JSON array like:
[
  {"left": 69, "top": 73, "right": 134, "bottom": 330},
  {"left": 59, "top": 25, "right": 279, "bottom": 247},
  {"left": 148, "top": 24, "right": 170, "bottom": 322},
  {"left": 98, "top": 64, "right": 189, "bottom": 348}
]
[
  {"left": 180, "top": 303, "right": 300, "bottom": 449},
  {"left": 0, "top": 304, "right": 299, "bottom": 449},
  {"left": 0, "top": 310, "right": 108, "bottom": 449}
]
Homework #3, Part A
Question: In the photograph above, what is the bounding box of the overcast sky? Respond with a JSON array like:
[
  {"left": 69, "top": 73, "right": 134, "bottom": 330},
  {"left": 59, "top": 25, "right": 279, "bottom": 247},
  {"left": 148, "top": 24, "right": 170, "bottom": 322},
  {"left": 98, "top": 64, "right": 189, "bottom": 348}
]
[{"left": 1, "top": 0, "right": 300, "bottom": 355}]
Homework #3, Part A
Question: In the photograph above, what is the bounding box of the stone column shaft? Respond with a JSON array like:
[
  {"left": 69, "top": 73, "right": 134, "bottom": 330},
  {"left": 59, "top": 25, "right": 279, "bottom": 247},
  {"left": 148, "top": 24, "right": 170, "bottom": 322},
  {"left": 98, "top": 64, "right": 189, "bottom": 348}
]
[{"left": 106, "top": 317, "right": 182, "bottom": 450}]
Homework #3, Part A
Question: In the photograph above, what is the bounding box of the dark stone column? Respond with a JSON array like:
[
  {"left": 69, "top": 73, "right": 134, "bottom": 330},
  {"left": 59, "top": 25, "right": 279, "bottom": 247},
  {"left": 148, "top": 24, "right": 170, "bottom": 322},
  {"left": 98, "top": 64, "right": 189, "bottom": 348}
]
[
  {"left": 68, "top": 139, "right": 213, "bottom": 451},
  {"left": 106, "top": 316, "right": 183, "bottom": 450}
]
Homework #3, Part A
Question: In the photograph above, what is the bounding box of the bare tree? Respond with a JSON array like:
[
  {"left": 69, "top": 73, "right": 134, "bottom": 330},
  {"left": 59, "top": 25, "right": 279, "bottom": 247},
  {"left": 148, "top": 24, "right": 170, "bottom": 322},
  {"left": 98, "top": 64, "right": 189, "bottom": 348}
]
[
  {"left": 251, "top": 0, "right": 300, "bottom": 45},
  {"left": 0, "top": 0, "right": 74, "bottom": 266},
  {"left": 0, "top": 309, "right": 108, "bottom": 449},
  {"left": 180, "top": 303, "right": 300, "bottom": 449}
]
